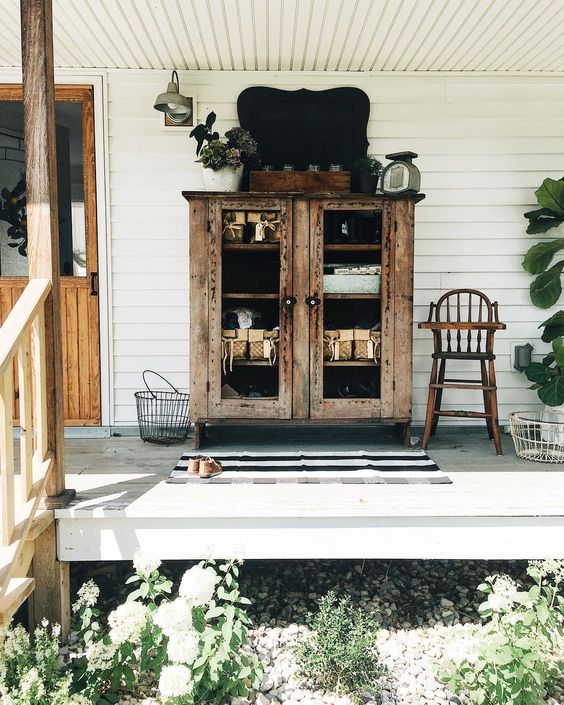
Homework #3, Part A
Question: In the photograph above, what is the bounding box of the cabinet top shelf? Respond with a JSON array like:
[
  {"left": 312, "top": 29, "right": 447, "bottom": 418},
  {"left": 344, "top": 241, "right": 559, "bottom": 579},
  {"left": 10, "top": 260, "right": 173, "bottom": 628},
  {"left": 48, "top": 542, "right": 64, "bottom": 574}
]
[{"left": 183, "top": 190, "right": 425, "bottom": 202}]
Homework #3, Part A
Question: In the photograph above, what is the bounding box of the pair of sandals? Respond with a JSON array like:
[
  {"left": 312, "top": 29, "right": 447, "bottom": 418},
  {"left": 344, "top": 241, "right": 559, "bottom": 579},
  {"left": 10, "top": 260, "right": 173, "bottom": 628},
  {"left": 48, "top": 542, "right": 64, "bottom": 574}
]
[{"left": 188, "top": 456, "right": 223, "bottom": 479}]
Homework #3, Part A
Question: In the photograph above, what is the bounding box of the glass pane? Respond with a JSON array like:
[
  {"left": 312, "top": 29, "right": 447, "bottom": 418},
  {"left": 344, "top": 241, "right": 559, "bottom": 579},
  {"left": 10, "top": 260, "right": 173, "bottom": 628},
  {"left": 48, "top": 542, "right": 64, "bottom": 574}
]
[
  {"left": 220, "top": 209, "right": 281, "bottom": 400},
  {"left": 0, "top": 99, "right": 86, "bottom": 276},
  {"left": 322, "top": 209, "right": 382, "bottom": 400}
]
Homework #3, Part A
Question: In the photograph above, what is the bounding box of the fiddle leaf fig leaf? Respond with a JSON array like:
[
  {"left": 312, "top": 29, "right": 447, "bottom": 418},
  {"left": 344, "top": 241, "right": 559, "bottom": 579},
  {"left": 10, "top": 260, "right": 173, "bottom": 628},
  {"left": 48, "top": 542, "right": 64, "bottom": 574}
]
[
  {"left": 535, "top": 178, "right": 564, "bottom": 218},
  {"left": 523, "top": 240, "right": 564, "bottom": 274},
  {"left": 525, "top": 207, "right": 564, "bottom": 235},
  {"left": 553, "top": 337, "right": 564, "bottom": 366},
  {"left": 205, "top": 111, "right": 216, "bottom": 129},
  {"left": 538, "top": 374, "right": 564, "bottom": 406},
  {"left": 530, "top": 261, "right": 564, "bottom": 309},
  {"left": 524, "top": 362, "right": 556, "bottom": 385},
  {"left": 540, "top": 311, "right": 564, "bottom": 341}
]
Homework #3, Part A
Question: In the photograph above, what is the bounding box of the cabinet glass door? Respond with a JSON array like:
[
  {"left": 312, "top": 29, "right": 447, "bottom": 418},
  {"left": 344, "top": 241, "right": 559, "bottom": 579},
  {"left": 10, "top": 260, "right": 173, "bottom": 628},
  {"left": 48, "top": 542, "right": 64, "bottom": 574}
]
[
  {"left": 207, "top": 198, "right": 293, "bottom": 418},
  {"left": 309, "top": 199, "right": 393, "bottom": 419}
]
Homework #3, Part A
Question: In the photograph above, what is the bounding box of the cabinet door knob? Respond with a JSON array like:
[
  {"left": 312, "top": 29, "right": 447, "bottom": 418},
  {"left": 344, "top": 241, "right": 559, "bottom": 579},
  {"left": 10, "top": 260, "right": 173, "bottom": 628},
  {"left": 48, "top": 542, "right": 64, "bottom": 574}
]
[
  {"left": 282, "top": 295, "right": 297, "bottom": 308},
  {"left": 305, "top": 295, "right": 321, "bottom": 307}
]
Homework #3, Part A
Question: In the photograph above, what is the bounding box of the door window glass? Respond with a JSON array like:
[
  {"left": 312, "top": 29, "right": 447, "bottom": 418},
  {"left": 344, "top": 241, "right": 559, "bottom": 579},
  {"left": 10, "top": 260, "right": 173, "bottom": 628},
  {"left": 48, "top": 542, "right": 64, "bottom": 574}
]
[{"left": 0, "top": 99, "right": 86, "bottom": 276}]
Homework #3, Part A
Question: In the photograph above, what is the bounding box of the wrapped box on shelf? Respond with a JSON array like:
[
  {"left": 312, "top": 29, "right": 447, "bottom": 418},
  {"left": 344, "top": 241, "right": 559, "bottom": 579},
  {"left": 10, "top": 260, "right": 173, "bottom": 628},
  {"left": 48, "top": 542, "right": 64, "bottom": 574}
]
[
  {"left": 222, "top": 211, "right": 246, "bottom": 242},
  {"left": 323, "top": 329, "right": 354, "bottom": 361},
  {"left": 247, "top": 211, "right": 281, "bottom": 243},
  {"left": 323, "top": 273, "right": 381, "bottom": 294},
  {"left": 221, "top": 329, "right": 249, "bottom": 373},
  {"left": 354, "top": 329, "right": 381, "bottom": 362},
  {"left": 248, "top": 329, "right": 279, "bottom": 364}
]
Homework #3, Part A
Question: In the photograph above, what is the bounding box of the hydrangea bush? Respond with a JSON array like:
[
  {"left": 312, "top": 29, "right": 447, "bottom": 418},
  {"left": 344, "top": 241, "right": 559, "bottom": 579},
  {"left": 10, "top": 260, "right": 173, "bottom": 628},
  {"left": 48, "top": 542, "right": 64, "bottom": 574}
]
[
  {"left": 0, "top": 619, "right": 89, "bottom": 705},
  {"left": 440, "top": 560, "right": 564, "bottom": 705},
  {"left": 71, "top": 552, "right": 262, "bottom": 705}
]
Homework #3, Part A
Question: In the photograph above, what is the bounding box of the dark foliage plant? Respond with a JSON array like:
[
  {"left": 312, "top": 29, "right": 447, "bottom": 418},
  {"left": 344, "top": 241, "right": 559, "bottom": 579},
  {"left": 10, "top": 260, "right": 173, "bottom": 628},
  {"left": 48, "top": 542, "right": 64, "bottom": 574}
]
[{"left": 0, "top": 175, "right": 28, "bottom": 256}]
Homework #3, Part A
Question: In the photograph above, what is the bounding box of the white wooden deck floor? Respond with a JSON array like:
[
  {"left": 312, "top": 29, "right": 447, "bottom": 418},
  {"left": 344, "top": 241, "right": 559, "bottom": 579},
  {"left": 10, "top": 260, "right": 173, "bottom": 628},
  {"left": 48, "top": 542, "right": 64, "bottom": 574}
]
[{"left": 55, "top": 427, "right": 564, "bottom": 561}]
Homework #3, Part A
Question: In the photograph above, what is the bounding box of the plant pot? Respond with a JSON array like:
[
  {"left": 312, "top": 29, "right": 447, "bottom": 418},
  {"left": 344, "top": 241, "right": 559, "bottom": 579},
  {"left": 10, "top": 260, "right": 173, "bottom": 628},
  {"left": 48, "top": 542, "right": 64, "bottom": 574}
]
[
  {"left": 202, "top": 166, "right": 243, "bottom": 192},
  {"left": 353, "top": 173, "right": 378, "bottom": 194}
]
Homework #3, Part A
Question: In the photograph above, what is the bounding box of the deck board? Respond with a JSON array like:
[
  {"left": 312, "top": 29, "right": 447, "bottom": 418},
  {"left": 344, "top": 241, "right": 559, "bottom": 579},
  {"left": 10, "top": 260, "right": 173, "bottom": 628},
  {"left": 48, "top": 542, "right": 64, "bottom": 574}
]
[{"left": 54, "top": 428, "right": 564, "bottom": 560}]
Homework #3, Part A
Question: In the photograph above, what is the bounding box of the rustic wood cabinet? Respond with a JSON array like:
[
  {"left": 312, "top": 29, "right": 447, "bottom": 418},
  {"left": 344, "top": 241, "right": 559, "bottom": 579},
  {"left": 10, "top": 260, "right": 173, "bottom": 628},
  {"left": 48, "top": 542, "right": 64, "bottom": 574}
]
[{"left": 183, "top": 191, "right": 424, "bottom": 448}]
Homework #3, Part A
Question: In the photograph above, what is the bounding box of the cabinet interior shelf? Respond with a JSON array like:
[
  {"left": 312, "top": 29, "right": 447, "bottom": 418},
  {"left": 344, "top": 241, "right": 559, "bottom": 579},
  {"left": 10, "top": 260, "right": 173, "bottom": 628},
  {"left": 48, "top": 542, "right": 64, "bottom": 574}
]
[
  {"left": 324, "top": 360, "right": 380, "bottom": 367},
  {"left": 324, "top": 243, "right": 381, "bottom": 251},
  {"left": 231, "top": 359, "right": 279, "bottom": 366},
  {"left": 324, "top": 293, "right": 381, "bottom": 299},
  {"left": 223, "top": 293, "right": 279, "bottom": 299},
  {"left": 223, "top": 243, "right": 280, "bottom": 251}
]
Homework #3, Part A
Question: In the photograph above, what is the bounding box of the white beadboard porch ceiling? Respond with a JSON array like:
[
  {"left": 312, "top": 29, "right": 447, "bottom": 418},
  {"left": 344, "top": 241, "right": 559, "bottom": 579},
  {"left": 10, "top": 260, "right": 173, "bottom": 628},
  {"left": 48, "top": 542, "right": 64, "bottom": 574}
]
[{"left": 0, "top": 0, "right": 563, "bottom": 72}]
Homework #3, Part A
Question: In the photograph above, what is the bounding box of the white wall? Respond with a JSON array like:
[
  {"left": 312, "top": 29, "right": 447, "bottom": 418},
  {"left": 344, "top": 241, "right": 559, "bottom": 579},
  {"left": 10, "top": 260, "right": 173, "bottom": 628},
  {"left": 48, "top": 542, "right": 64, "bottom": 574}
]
[{"left": 90, "top": 70, "right": 564, "bottom": 425}]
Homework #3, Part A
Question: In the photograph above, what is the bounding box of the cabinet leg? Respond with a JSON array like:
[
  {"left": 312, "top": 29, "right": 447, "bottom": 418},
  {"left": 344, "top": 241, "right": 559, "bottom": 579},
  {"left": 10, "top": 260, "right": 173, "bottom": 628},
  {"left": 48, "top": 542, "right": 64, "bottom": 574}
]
[
  {"left": 194, "top": 422, "right": 206, "bottom": 450},
  {"left": 396, "top": 421, "right": 412, "bottom": 448}
]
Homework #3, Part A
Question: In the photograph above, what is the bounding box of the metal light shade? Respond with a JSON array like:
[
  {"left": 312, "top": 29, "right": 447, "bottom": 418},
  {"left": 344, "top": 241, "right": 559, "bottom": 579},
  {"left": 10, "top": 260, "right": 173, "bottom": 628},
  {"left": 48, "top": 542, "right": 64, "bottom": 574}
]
[{"left": 154, "top": 70, "right": 191, "bottom": 117}]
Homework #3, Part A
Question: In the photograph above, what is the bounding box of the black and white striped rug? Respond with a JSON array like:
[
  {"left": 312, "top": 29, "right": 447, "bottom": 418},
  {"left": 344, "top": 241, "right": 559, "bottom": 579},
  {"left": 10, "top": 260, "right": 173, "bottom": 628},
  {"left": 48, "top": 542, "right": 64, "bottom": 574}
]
[{"left": 167, "top": 450, "right": 450, "bottom": 484}]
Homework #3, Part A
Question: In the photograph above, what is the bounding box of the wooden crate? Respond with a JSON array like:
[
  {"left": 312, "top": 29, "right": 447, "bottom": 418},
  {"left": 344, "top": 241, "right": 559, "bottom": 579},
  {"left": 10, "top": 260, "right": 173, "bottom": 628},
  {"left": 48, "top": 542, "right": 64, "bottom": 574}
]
[{"left": 250, "top": 170, "right": 350, "bottom": 193}]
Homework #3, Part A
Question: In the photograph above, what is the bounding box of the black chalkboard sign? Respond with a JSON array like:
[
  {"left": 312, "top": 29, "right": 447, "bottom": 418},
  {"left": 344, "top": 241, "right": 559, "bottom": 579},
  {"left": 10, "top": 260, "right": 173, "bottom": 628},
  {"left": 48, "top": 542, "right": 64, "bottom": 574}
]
[{"left": 237, "top": 87, "right": 370, "bottom": 171}]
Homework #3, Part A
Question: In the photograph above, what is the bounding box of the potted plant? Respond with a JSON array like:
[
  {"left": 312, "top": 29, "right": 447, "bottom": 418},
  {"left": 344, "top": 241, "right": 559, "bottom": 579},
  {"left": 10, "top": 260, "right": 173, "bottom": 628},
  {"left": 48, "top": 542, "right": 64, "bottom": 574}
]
[
  {"left": 190, "top": 112, "right": 259, "bottom": 191},
  {"left": 351, "top": 155, "right": 383, "bottom": 194},
  {"left": 519, "top": 177, "right": 564, "bottom": 445}
]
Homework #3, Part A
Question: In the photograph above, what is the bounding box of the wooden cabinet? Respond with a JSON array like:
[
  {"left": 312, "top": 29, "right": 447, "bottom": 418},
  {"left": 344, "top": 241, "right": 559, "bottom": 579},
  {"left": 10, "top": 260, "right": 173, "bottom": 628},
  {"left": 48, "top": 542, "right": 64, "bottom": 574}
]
[{"left": 184, "top": 191, "right": 424, "bottom": 448}]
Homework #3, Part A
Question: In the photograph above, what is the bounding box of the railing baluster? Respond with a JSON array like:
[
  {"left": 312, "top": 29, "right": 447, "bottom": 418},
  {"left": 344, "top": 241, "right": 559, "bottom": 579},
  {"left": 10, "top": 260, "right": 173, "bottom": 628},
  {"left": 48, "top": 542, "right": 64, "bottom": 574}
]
[
  {"left": 18, "top": 332, "right": 33, "bottom": 501},
  {"left": 31, "top": 309, "right": 48, "bottom": 468},
  {"left": 0, "top": 369, "right": 15, "bottom": 547}
]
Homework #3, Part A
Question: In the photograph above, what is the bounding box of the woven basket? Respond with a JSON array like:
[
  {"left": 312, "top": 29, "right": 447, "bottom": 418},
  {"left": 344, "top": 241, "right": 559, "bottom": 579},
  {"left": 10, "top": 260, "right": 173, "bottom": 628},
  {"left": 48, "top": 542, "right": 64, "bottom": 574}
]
[
  {"left": 222, "top": 329, "right": 248, "bottom": 372},
  {"left": 248, "top": 329, "right": 279, "bottom": 363},
  {"left": 354, "top": 330, "right": 381, "bottom": 362},
  {"left": 509, "top": 410, "right": 564, "bottom": 463},
  {"left": 323, "top": 329, "right": 354, "bottom": 361}
]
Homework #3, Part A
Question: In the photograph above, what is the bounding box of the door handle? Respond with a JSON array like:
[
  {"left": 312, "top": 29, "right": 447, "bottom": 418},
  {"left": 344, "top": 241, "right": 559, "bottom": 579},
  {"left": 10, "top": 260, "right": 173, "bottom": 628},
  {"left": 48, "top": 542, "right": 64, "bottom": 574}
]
[
  {"left": 305, "top": 294, "right": 321, "bottom": 308},
  {"left": 282, "top": 295, "right": 297, "bottom": 308},
  {"left": 90, "top": 271, "right": 99, "bottom": 296}
]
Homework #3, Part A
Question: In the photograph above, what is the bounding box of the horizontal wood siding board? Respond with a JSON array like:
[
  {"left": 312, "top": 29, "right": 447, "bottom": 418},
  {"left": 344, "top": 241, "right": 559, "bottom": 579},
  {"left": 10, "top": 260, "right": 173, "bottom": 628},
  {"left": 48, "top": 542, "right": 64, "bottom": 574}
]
[{"left": 106, "top": 71, "right": 564, "bottom": 424}]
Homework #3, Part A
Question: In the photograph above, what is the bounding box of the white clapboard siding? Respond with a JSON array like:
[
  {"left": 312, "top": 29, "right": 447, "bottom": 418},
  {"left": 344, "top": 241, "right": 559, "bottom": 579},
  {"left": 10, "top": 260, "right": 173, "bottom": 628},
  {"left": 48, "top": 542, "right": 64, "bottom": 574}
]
[{"left": 106, "top": 71, "right": 564, "bottom": 425}]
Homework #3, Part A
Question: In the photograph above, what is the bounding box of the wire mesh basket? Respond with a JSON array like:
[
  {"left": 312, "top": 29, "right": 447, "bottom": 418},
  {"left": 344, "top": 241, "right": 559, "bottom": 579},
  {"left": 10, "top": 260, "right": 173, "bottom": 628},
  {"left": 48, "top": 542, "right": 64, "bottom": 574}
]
[
  {"left": 135, "top": 370, "right": 191, "bottom": 445},
  {"left": 508, "top": 410, "right": 564, "bottom": 463}
]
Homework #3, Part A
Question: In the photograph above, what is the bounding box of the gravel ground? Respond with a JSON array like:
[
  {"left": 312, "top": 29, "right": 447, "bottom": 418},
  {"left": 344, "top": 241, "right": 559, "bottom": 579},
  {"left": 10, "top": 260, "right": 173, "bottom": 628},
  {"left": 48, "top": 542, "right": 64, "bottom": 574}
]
[{"left": 70, "top": 560, "right": 563, "bottom": 705}]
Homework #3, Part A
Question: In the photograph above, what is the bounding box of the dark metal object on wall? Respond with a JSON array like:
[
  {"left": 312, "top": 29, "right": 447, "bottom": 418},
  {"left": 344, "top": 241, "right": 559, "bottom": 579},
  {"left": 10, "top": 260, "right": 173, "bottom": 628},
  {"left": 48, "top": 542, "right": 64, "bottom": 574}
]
[{"left": 237, "top": 87, "right": 370, "bottom": 172}]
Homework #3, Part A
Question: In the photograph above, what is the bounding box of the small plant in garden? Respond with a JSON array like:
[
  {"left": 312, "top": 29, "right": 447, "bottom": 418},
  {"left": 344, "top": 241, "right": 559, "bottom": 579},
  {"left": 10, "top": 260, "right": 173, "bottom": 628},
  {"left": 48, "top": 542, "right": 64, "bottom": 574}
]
[
  {"left": 71, "top": 551, "right": 261, "bottom": 705},
  {"left": 295, "top": 591, "right": 384, "bottom": 702},
  {"left": 0, "top": 619, "right": 89, "bottom": 705},
  {"left": 440, "top": 559, "right": 564, "bottom": 705}
]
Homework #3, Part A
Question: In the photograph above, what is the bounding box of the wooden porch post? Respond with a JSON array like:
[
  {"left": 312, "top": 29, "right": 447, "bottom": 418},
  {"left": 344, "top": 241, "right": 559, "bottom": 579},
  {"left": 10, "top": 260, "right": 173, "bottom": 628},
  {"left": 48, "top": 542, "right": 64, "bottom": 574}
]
[{"left": 20, "top": 0, "right": 74, "bottom": 509}]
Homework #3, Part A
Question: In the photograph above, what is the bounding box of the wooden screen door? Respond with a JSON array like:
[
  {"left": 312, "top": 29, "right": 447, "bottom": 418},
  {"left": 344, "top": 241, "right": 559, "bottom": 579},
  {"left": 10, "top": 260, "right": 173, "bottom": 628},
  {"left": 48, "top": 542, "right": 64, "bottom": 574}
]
[{"left": 0, "top": 84, "right": 101, "bottom": 425}]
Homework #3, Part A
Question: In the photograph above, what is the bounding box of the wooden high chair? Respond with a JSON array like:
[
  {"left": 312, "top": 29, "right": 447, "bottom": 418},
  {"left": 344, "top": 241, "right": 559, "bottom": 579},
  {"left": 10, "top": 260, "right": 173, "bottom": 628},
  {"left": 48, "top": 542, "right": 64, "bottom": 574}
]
[{"left": 418, "top": 289, "right": 506, "bottom": 455}]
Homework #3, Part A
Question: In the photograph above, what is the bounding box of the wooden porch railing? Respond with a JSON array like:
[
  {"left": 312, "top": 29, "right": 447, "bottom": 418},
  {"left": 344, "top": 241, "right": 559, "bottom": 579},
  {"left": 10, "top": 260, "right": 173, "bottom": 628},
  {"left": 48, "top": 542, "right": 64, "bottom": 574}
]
[{"left": 0, "top": 278, "right": 56, "bottom": 625}]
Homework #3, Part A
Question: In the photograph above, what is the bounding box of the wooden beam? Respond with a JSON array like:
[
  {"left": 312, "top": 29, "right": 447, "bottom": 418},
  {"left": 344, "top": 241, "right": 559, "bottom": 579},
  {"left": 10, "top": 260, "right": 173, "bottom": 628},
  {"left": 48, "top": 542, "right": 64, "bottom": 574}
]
[
  {"left": 19, "top": 0, "right": 74, "bottom": 507},
  {"left": 30, "top": 520, "right": 70, "bottom": 636}
]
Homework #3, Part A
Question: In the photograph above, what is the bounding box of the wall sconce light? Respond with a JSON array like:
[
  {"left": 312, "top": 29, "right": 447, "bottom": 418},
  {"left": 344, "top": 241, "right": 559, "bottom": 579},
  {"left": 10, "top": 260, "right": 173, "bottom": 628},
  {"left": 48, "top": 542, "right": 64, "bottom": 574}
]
[
  {"left": 513, "top": 343, "right": 533, "bottom": 371},
  {"left": 154, "top": 70, "right": 193, "bottom": 126}
]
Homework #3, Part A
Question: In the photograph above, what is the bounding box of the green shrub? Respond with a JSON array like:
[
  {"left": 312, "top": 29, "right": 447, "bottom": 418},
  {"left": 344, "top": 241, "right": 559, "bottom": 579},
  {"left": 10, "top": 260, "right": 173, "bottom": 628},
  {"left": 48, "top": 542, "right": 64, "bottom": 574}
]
[
  {"left": 0, "top": 619, "right": 89, "bottom": 705},
  {"left": 295, "top": 591, "right": 383, "bottom": 701},
  {"left": 440, "top": 560, "right": 564, "bottom": 705}
]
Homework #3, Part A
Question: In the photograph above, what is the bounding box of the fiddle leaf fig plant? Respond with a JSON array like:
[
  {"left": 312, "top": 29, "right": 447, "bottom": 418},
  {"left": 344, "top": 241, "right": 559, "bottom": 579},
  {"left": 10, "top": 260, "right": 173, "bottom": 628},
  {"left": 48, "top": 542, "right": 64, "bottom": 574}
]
[
  {"left": 522, "top": 176, "right": 564, "bottom": 406},
  {"left": 523, "top": 178, "right": 564, "bottom": 309},
  {"left": 525, "top": 335, "right": 564, "bottom": 406}
]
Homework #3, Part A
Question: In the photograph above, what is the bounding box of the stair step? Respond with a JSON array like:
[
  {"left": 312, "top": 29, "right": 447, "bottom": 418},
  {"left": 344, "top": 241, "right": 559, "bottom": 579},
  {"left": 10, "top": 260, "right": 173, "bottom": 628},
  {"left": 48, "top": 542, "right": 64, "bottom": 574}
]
[{"left": 0, "top": 577, "right": 35, "bottom": 625}]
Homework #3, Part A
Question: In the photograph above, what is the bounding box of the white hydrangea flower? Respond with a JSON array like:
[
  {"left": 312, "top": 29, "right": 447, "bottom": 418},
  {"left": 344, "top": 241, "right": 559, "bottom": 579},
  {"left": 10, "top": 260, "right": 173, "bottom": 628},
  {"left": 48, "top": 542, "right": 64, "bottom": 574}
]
[
  {"left": 167, "top": 629, "right": 200, "bottom": 664},
  {"left": 68, "top": 695, "right": 93, "bottom": 705},
  {"left": 108, "top": 601, "right": 148, "bottom": 645},
  {"left": 154, "top": 598, "right": 194, "bottom": 637},
  {"left": 20, "top": 667, "right": 45, "bottom": 698},
  {"left": 158, "top": 664, "right": 193, "bottom": 700},
  {"left": 179, "top": 565, "right": 217, "bottom": 606},
  {"left": 530, "top": 559, "right": 564, "bottom": 583},
  {"left": 85, "top": 639, "right": 118, "bottom": 671},
  {"left": 73, "top": 580, "right": 100, "bottom": 613},
  {"left": 486, "top": 574, "right": 518, "bottom": 613},
  {"left": 133, "top": 548, "right": 161, "bottom": 577}
]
